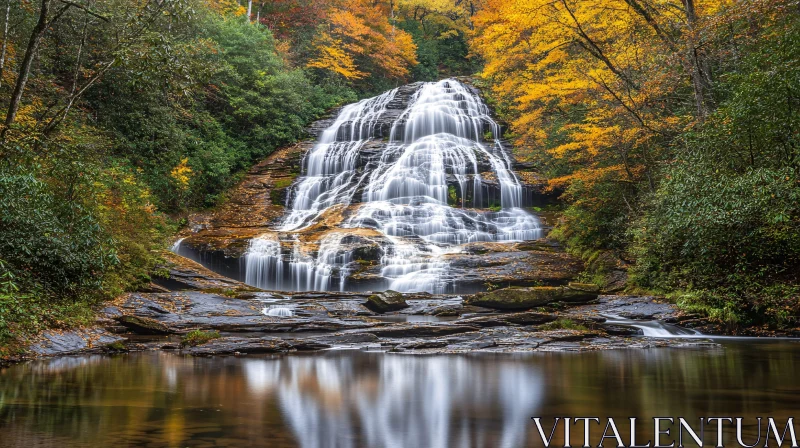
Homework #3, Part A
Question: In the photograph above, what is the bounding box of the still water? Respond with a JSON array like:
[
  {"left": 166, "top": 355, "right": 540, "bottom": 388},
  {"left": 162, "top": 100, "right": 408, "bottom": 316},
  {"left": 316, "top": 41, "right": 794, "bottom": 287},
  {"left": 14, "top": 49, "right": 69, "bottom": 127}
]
[{"left": 1, "top": 341, "right": 798, "bottom": 447}]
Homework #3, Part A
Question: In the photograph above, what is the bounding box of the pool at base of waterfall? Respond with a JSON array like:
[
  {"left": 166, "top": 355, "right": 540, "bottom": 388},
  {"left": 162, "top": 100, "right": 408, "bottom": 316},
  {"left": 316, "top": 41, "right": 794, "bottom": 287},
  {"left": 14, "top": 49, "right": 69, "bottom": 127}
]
[{"left": 1, "top": 340, "right": 798, "bottom": 447}]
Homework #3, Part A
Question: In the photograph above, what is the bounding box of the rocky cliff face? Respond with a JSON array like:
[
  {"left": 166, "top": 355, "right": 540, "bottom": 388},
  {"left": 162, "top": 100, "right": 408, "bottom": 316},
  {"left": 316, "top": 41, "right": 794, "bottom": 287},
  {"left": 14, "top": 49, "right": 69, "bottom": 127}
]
[{"left": 174, "top": 79, "right": 577, "bottom": 293}]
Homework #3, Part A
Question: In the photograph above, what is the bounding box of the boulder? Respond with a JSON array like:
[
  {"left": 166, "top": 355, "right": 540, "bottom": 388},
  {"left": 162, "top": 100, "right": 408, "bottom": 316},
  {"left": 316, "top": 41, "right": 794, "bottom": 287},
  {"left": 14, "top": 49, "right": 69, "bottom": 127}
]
[
  {"left": 466, "top": 286, "right": 598, "bottom": 310},
  {"left": 117, "top": 315, "right": 171, "bottom": 334},
  {"left": 363, "top": 290, "right": 409, "bottom": 313},
  {"left": 601, "top": 324, "right": 644, "bottom": 336},
  {"left": 367, "top": 324, "right": 480, "bottom": 338},
  {"left": 182, "top": 337, "right": 293, "bottom": 355},
  {"left": 567, "top": 282, "right": 601, "bottom": 293}
]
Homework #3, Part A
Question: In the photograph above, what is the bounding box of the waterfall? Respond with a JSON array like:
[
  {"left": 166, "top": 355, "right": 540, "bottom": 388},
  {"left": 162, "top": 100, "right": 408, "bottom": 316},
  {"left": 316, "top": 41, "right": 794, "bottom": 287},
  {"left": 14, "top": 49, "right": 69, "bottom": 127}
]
[{"left": 244, "top": 79, "right": 543, "bottom": 293}]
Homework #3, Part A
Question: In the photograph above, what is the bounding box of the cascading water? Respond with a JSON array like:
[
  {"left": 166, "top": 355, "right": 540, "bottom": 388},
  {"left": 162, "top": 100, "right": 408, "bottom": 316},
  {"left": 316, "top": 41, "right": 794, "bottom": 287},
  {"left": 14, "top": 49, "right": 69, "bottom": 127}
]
[{"left": 243, "top": 79, "right": 543, "bottom": 293}]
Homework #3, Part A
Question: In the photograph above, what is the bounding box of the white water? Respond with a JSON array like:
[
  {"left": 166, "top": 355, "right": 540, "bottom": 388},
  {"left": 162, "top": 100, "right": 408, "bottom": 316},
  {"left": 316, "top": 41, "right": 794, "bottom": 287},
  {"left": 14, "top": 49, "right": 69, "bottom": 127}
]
[
  {"left": 244, "top": 79, "right": 543, "bottom": 293},
  {"left": 602, "top": 314, "right": 703, "bottom": 338},
  {"left": 170, "top": 238, "right": 185, "bottom": 252},
  {"left": 263, "top": 305, "right": 294, "bottom": 317}
]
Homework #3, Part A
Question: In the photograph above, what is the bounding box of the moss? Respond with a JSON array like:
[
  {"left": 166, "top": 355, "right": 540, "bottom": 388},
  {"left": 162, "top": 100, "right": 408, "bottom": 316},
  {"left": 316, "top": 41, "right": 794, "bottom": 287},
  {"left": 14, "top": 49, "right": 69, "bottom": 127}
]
[
  {"left": 447, "top": 185, "right": 459, "bottom": 206},
  {"left": 539, "top": 319, "right": 588, "bottom": 331},
  {"left": 466, "top": 286, "right": 597, "bottom": 310},
  {"left": 181, "top": 329, "right": 221, "bottom": 347},
  {"left": 106, "top": 341, "right": 127, "bottom": 351},
  {"left": 272, "top": 177, "right": 295, "bottom": 189}
]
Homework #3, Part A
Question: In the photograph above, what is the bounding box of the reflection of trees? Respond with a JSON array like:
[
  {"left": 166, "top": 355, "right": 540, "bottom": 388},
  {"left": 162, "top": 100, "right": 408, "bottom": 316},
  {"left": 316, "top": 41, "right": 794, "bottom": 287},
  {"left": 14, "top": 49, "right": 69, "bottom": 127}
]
[
  {"left": 0, "top": 343, "right": 797, "bottom": 447},
  {"left": 531, "top": 343, "right": 799, "bottom": 446}
]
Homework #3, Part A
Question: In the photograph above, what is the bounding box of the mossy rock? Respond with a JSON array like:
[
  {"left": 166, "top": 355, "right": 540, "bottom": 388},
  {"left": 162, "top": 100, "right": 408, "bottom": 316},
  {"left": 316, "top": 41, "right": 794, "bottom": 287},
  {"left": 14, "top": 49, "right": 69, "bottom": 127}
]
[
  {"left": 466, "top": 286, "right": 597, "bottom": 310},
  {"left": 364, "top": 290, "right": 409, "bottom": 313},
  {"left": 352, "top": 245, "right": 382, "bottom": 262},
  {"left": 567, "top": 282, "right": 601, "bottom": 293},
  {"left": 118, "top": 315, "right": 170, "bottom": 334}
]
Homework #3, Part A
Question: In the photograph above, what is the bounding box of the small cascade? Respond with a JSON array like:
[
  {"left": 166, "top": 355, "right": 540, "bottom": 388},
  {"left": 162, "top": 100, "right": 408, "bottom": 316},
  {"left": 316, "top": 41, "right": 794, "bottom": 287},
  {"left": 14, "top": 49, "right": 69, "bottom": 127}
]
[
  {"left": 244, "top": 233, "right": 353, "bottom": 291},
  {"left": 170, "top": 238, "right": 185, "bottom": 252},
  {"left": 263, "top": 305, "right": 294, "bottom": 317},
  {"left": 602, "top": 314, "right": 703, "bottom": 337},
  {"left": 243, "top": 79, "right": 544, "bottom": 293}
]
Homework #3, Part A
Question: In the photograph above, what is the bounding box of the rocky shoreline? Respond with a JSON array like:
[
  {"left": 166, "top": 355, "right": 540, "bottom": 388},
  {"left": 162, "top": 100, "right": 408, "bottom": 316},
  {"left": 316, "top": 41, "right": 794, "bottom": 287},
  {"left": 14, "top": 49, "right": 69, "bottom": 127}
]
[{"left": 1, "top": 252, "right": 727, "bottom": 366}]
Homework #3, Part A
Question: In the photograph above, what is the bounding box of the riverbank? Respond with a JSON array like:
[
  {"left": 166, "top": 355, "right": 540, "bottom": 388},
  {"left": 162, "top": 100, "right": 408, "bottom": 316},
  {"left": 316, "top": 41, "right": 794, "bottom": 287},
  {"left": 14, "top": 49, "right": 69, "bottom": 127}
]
[{"left": 0, "top": 251, "right": 713, "bottom": 366}]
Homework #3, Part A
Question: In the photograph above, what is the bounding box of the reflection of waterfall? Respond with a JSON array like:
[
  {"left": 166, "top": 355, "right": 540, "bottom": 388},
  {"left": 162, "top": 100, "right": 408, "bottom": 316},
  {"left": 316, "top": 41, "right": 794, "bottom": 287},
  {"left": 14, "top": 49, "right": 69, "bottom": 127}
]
[
  {"left": 244, "top": 79, "right": 543, "bottom": 293},
  {"left": 242, "top": 354, "right": 543, "bottom": 448}
]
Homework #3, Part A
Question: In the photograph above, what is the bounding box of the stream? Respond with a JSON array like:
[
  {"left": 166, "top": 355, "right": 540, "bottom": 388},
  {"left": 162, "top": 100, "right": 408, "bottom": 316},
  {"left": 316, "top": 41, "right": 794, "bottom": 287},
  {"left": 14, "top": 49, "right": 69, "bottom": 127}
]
[{"left": 1, "top": 339, "right": 798, "bottom": 447}]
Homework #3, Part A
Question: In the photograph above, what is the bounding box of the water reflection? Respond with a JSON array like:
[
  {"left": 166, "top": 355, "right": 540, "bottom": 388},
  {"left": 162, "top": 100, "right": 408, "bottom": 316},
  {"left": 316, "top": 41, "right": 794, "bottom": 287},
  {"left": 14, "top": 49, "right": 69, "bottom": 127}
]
[{"left": 0, "top": 341, "right": 798, "bottom": 447}]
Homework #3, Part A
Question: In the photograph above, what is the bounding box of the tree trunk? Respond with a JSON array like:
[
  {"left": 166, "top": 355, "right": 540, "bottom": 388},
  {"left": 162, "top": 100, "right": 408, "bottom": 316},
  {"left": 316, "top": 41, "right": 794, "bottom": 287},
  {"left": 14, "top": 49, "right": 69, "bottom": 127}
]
[
  {"left": 0, "top": 0, "right": 11, "bottom": 88},
  {"left": 246, "top": 0, "right": 252, "bottom": 21},
  {"left": 682, "top": 0, "right": 714, "bottom": 120},
  {"left": 2, "top": 0, "right": 69, "bottom": 139}
]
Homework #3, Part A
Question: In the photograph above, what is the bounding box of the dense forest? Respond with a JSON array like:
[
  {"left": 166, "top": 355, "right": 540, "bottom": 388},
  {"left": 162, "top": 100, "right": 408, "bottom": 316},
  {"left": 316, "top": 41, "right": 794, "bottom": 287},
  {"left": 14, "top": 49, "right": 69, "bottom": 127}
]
[{"left": 0, "top": 0, "right": 797, "bottom": 351}]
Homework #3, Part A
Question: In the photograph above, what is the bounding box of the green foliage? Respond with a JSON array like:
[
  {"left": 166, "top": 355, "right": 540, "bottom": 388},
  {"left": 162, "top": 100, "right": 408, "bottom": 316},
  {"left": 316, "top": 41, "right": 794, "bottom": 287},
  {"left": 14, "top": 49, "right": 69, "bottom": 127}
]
[
  {"left": 549, "top": 177, "right": 637, "bottom": 254},
  {"left": 0, "top": 2, "right": 360, "bottom": 351},
  {"left": 397, "top": 13, "right": 480, "bottom": 82},
  {"left": 447, "top": 185, "right": 458, "bottom": 206},
  {"left": 181, "top": 329, "right": 221, "bottom": 347},
  {"left": 629, "top": 14, "right": 800, "bottom": 327},
  {"left": 0, "top": 260, "right": 95, "bottom": 351},
  {"left": 0, "top": 169, "right": 116, "bottom": 297},
  {"left": 92, "top": 14, "right": 354, "bottom": 210}
]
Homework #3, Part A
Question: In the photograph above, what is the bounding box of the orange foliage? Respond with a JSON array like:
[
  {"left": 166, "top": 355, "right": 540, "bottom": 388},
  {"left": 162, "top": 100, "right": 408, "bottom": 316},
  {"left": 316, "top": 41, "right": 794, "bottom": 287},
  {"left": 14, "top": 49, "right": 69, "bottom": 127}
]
[{"left": 307, "top": 0, "right": 418, "bottom": 80}]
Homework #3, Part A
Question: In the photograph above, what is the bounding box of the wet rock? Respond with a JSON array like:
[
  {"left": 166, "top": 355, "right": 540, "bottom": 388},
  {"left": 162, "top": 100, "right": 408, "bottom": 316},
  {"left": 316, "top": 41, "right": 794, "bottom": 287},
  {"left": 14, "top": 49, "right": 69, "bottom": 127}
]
[
  {"left": 310, "top": 333, "right": 381, "bottom": 346},
  {"left": 183, "top": 336, "right": 292, "bottom": 355},
  {"left": 288, "top": 340, "right": 333, "bottom": 351},
  {"left": 565, "top": 295, "right": 679, "bottom": 322},
  {"left": 363, "top": 290, "right": 410, "bottom": 313},
  {"left": 366, "top": 324, "right": 480, "bottom": 338},
  {"left": 567, "top": 282, "right": 601, "bottom": 293},
  {"left": 466, "top": 286, "right": 597, "bottom": 310},
  {"left": 118, "top": 315, "right": 171, "bottom": 335},
  {"left": 112, "top": 291, "right": 383, "bottom": 335},
  {"left": 503, "top": 312, "right": 560, "bottom": 325},
  {"left": 457, "top": 311, "right": 557, "bottom": 328},
  {"left": 397, "top": 340, "right": 449, "bottom": 350},
  {"left": 601, "top": 324, "right": 644, "bottom": 336},
  {"left": 534, "top": 329, "right": 602, "bottom": 342},
  {"left": 27, "top": 329, "right": 125, "bottom": 357}
]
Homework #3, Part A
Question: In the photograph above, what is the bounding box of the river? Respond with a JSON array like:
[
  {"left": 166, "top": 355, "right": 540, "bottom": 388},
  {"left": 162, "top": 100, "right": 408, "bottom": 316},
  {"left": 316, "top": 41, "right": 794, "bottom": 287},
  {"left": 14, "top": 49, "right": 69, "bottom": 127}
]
[{"left": 1, "top": 339, "right": 798, "bottom": 447}]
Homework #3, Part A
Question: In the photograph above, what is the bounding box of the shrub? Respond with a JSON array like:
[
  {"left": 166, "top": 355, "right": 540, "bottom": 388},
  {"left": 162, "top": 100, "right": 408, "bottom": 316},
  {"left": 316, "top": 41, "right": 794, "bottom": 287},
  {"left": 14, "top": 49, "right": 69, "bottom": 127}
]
[{"left": 181, "top": 330, "right": 222, "bottom": 347}]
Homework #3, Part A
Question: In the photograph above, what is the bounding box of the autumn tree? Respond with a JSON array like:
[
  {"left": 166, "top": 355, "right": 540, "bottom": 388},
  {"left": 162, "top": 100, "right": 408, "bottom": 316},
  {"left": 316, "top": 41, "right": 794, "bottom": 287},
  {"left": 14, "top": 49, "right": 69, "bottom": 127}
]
[
  {"left": 471, "top": 0, "right": 737, "bottom": 253},
  {"left": 306, "top": 0, "right": 418, "bottom": 81}
]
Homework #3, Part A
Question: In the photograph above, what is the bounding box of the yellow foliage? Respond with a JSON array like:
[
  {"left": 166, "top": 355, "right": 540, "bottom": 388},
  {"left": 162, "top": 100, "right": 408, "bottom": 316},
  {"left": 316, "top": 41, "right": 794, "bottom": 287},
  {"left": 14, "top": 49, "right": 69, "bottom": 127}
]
[
  {"left": 307, "top": 33, "right": 366, "bottom": 79},
  {"left": 170, "top": 158, "right": 193, "bottom": 190},
  {"left": 471, "top": 0, "right": 737, "bottom": 190},
  {"left": 205, "top": 0, "right": 246, "bottom": 16}
]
